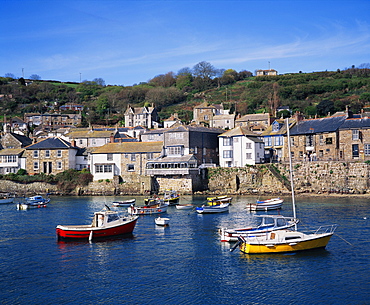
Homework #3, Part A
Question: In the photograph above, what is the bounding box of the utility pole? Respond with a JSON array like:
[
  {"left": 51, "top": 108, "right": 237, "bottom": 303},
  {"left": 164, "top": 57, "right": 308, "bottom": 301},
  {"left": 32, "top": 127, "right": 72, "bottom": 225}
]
[{"left": 79, "top": 73, "right": 81, "bottom": 83}]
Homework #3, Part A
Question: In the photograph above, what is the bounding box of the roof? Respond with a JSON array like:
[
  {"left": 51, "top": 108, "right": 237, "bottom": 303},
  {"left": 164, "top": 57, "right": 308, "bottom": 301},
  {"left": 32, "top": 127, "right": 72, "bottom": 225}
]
[
  {"left": 147, "top": 155, "right": 197, "bottom": 163},
  {"left": 6, "top": 133, "right": 32, "bottom": 146},
  {"left": 236, "top": 113, "right": 270, "bottom": 122},
  {"left": 219, "top": 126, "right": 261, "bottom": 137},
  {"left": 91, "top": 141, "right": 163, "bottom": 154},
  {"left": 166, "top": 125, "right": 224, "bottom": 134},
  {"left": 66, "top": 129, "right": 117, "bottom": 138},
  {"left": 340, "top": 117, "right": 370, "bottom": 129},
  {"left": 290, "top": 116, "right": 346, "bottom": 135},
  {"left": 0, "top": 148, "right": 25, "bottom": 156},
  {"left": 25, "top": 137, "right": 78, "bottom": 150}
]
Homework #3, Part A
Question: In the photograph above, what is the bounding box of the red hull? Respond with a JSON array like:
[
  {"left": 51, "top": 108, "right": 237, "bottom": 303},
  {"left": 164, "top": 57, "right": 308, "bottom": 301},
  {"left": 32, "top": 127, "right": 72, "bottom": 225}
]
[{"left": 56, "top": 218, "right": 138, "bottom": 240}]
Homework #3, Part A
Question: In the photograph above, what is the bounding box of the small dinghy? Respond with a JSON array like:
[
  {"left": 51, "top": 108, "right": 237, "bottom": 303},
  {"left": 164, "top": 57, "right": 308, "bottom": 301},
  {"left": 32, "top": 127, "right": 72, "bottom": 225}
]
[
  {"left": 155, "top": 217, "right": 170, "bottom": 226},
  {"left": 175, "top": 204, "right": 193, "bottom": 210}
]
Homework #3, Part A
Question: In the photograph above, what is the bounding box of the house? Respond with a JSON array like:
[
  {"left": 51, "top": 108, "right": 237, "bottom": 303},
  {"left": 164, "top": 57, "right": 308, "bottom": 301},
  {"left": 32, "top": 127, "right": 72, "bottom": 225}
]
[
  {"left": 163, "top": 113, "right": 182, "bottom": 128},
  {"left": 235, "top": 113, "right": 272, "bottom": 134},
  {"left": 24, "top": 137, "right": 79, "bottom": 175},
  {"left": 218, "top": 126, "right": 264, "bottom": 167},
  {"left": 256, "top": 69, "right": 278, "bottom": 76},
  {"left": 90, "top": 141, "right": 163, "bottom": 181},
  {"left": 193, "top": 102, "right": 234, "bottom": 128},
  {"left": 124, "top": 105, "right": 159, "bottom": 128},
  {"left": 288, "top": 115, "right": 346, "bottom": 161},
  {"left": 59, "top": 104, "right": 84, "bottom": 111},
  {"left": 24, "top": 113, "right": 82, "bottom": 128},
  {"left": 3, "top": 116, "right": 28, "bottom": 135},
  {"left": 63, "top": 128, "right": 120, "bottom": 148},
  {"left": 338, "top": 117, "right": 370, "bottom": 161},
  {"left": 1, "top": 132, "right": 32, "bottom": 149},
  {"left": 261, "top": 119, "right": 292, "bottom": 162},
  {"left": 0, "top": 148, "right": 26, "bottom": 174}
]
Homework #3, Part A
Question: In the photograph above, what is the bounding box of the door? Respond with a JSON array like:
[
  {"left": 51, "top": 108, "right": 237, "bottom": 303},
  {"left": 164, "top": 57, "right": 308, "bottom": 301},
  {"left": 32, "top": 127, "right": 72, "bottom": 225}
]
[{"left": 352, "top": 144, "right": 359, "bottom": 158}]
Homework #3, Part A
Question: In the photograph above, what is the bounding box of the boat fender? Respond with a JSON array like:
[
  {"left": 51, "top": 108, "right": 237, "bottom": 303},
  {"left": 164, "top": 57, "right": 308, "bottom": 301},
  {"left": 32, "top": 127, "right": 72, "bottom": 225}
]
[{"left": 158, "top": 209, "right": 162, "bottom": 212}]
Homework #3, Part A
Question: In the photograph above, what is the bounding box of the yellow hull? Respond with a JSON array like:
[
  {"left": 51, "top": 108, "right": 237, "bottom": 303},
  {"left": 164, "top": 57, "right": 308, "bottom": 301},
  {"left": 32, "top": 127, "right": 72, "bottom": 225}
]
[{"left": 240, "top": 234, "right": 333, "bottom": 254}]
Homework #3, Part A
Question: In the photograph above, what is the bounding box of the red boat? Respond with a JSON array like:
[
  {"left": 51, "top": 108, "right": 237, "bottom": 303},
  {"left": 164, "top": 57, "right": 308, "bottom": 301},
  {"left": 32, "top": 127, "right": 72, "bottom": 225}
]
[{"left": 56, "top": 207, "right": 139, "bottom": 241}]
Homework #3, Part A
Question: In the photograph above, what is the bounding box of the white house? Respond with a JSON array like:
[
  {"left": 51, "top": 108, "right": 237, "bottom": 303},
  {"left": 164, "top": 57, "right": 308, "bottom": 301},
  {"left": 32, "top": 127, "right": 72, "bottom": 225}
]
[{"left": 219, "top": 126, "right": 264, "bottom": 167}]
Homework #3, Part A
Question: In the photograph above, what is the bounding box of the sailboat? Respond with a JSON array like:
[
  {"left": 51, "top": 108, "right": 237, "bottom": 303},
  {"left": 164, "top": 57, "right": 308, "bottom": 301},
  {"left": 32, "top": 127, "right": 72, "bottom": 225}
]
[{"left": 233, "top": 118, "right": 337, "bottom": 254}]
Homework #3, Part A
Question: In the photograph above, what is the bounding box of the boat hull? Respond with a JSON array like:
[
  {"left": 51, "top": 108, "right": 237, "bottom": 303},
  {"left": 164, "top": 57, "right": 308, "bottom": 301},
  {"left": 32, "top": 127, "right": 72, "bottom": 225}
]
[
  {"left": 239, "top": 233, "right": 333, "bottom": 254},
  {"left": 17, "top": 203, "right": 48, "bottom": 210},
  {"left": 112, "top": 200, "right": 136, "bottom": 207},
  {"left": 155, "top": 217, "right": 170, "bottom": 226},
  {"left": 128, "top": 205, "right": 167, "bottom": 215},
  {"left": 176, "top": 204, "right": 193, "bottom": 210},
  {"left": 196, "top": 203, "right": 230, "bottom": 214},
  {"left": 56, "top": 217, "right": 138, "bottom": 240}
]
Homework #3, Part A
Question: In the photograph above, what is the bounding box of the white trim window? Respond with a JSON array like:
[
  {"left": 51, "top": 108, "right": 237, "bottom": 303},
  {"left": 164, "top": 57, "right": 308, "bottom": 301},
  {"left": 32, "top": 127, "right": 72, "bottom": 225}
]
[
  {"left": 246, "top": 153, "right": 252, "bottom": 159},
  {"left": 365, "top": 144, "right": 370, "bottom": 156},
  {"left": 352, "top": 130, "right": 359, "bottom": 141},
  {"left": 223, "top": 138, "right": 232, "bottom": 146},
  {"left": 57, "top": 161, "right": 63, "bottom": 170},
  {"left": 223, "top": 150, "right": 233, "bottom": 158},
  {"left": 33, "top": 161, "right": 39, "bottom": 170},
  {"left": 57, "top": 150, "right": 62, "bottom": 157},
  {"left": 33, "top": 150, "right": 39, "bottom": 158},
  {"left": 45, "top": 150, "right": 50, "bottom": 158}
]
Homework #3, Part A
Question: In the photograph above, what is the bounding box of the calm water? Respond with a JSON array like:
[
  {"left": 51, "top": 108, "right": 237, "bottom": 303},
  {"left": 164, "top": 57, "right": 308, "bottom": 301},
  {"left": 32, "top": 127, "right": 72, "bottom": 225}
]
[{"left": 0, "top": 195, "right": 369, "bottom": 305}]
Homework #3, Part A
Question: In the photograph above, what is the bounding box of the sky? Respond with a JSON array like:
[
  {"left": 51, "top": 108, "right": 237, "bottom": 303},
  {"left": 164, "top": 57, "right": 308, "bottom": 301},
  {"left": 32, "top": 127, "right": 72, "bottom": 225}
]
[{"left": 1, "top": 0, "right": 370, "bottom": 86}]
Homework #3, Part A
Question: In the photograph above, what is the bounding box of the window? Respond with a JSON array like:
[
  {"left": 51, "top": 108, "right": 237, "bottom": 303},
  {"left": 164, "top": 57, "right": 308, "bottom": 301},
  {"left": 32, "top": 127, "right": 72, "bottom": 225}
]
[
  {"left": 130, "top": 154, "right": 136, "bottom": 161},
  {"left": 319, "top": 135, "right": 324, "bottom": 145},
  {"left": 168, "top": 146, "right": 182, "bottom": 155},
  {"left": 365, "top": 144, "right": 370, "bottom": 156},
  {"left": 234, "top": 137, "right": 239, "bottom": 143},
  {"left": 223, "top": 138, "right": 232, "bottom": 146},
  {"left": 57, "top": 150, "right": 62, "bottom": 157},
  {"left": 45, "top": 150, "right": 50, "bottom": 158},
  {"left": 33, "top": 150, "right": 39, "bottom": 158},
  {"left": 246, "top": 143, "right": 251, "bottom": 149},
  {"left": 147, "top": 152, "right": 154, "bottom": 160},
  {"left": 33, "top": 162, "right": 39, "bottom": 170},
  {"left": 352, "top": 130, "right": 359, "bottom": 141},
  {"left": 57, "top": 161, "right": 62, "bottom": 170},
  {"left": 107, "top": 153, "right": 113, "bottom": 161},
  {"left": 275, "top": 136, "right": 283, "bottom": 146},
  {"left": 306, "top": 135, "right": 314, "bottom": 146},
  {"left": 79, "top": 139, "right": 83, "bottom": 145},
  {"left": 246, "top": 153, "right": 252, "bottom": 159},
  {"left": 223, "top": 150, "right": 233, "bottom": 158},
  {"left": 290, "top": 137, "right": 294, "bottom": 146},
  {"left": 264, "top": 137, "right": 272, "bottom": 146},
  {"left": 95, "top": 165, "right": 112, "bottom": 173},
  {"left": 325, "top": 137, "right": 333, "bottom": 145},
  {"left": 319, "top": 150, "right": 324, "bottom": 158},
  {"left": 352, "top": 144, "right": 359, "bottom": 158},
  {"left": 204, "top": 115, "right": 209, "bottom": 120},
  {"left": 127, "top": 164, "right": 135, "bottom": 171}
]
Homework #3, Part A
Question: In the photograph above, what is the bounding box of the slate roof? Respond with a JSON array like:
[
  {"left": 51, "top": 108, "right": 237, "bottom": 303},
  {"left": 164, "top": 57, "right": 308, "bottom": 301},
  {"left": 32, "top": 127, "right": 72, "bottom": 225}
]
[
  {"left": 289, "top": 116, "right": 346, "bottom": 135},
  {"left": 9, "top": 133, "right": 32, "bottom": 146},
  {"left": 66, "top": 129, "right": 116, "bottom": 138},
  {"left": 25, "top": 137, "right": 77, "bottom": 150},
  {"left": 166, "top": 125, "right": 224, "bottom": 134},
  {"left": 219, "top": 126, "right": 260, "bottom": 137},
  {"left": 91, "top": 141, "right": 163, "bottom": 154},
  {"left": 339, "top": 117, "right": 370, "bottom": 129},
  {"left": 147, "top": 155, "right": 197, "bottom": 163},
  {"left": 0, "top": 148, "right": 25, "bottom": 155}
]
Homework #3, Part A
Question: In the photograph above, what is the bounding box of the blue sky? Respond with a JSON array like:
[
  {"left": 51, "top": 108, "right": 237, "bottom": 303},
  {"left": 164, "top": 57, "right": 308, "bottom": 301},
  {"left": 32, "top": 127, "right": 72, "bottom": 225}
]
[{"left": 1, "top": 0, "right": 370, "bottom": 86}]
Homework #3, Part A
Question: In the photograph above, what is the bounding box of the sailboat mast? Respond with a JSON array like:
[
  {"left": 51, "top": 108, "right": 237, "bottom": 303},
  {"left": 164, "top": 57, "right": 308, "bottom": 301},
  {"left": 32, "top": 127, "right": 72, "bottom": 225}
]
[{"left": 286, "top": 118, "right": 297, "bottom": 229}]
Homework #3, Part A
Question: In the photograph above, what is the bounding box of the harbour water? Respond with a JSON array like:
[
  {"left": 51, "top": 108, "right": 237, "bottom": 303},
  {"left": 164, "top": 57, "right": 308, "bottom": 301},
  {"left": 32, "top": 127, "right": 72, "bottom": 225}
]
[{"left": 0, "top": 195, "right": 369, "bottom": 304}]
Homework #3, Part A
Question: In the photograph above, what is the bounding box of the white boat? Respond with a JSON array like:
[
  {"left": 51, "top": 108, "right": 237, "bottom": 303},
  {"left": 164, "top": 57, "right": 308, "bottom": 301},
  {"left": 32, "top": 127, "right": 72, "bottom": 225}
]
[
  {"left": 219, "top": 215, "right": 299, "bottom": 242},
  {"left": 17, "top": 195, "right": 50, "bottom": 210},
  {"left": 207, "top": 195, "right": 232, "bottom": 205},
  {"left": 155, "top": 217, "right": 170, "bottom": 226},
  {"left": 112, "top": 199, "right": 136, "bottom": 207},
  {"left": 128, "top": 202, "right": 168, "bottom": 215},
  {"left": 233, "top": 118, "right": 337, "bottom": 254},
  {"left": 0, "top": 193, "right": 16, "bottom": 204},
  {"left": 246, "top": 198, "right": 284, "bottom": 211},
  {"left": 196, "top": 202, "right": 230, "bottom": 214},
  {"left": 176, "top": 204, "right": 194, "bottom": 210},
  {"left": 163, "top": 190, "right": 180, "bottom": 205}
]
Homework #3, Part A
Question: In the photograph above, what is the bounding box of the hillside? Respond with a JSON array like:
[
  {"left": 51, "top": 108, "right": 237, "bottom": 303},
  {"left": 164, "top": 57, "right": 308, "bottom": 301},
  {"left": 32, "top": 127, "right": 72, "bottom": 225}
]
[{"left": 1, "top": 67, "right": 370, "bottom": 127}]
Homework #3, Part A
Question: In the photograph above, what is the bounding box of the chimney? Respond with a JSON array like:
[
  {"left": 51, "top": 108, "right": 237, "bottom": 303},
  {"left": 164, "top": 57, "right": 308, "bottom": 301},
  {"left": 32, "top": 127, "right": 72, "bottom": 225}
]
[
  {"left": 71, "top": 139, "right": 76, "bottom": 147},
  {"left": 110, "top": 133, "right": 114, "bottom": 143}
]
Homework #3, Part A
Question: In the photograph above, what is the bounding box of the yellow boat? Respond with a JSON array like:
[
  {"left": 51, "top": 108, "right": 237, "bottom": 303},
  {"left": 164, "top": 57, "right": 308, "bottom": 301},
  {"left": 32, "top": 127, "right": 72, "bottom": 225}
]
[{"left": 233, "top": 118, "right": 337, "bottom": 255}]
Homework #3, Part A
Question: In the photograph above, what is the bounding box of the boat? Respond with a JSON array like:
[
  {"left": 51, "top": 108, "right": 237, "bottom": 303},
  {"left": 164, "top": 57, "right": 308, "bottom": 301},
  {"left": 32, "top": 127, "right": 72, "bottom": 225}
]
[
  {"left": 0, "top": 192, "right": 16, "bottom": 204},
  {"left": 56, "top": 205, "right": 138, "bottom": 241},
  {"left": 246, "top": 198, "right": 284, "bottom": 211},
  {"left": 232, "top": 118, "right": 337, "bottom": 254},
  {"left": 155, "top": 217, "right": 170, "bottom": 226},
  {"left": 196, "top": 202, "right": 230, "bottom": 214},
  {"left": 207, "top": 195, "right": 232, "bottom": 205},
  {"left": 16, "top": 195, "right": 50, "bottom": 210},
  {"left": 176, "top": 203, "right": 194, "bottom": 210},
  {"left": 112, "top": 199, "right": 136, "bottom": 207},
  {"left": 163, "top": 190, "right": 180, "bottom": 205},
  {"left": 219, "top": 215, "right": 299, "bottom": 242},
  {"left": 128, "top": 201, "right": 168, "bottom": 215}
]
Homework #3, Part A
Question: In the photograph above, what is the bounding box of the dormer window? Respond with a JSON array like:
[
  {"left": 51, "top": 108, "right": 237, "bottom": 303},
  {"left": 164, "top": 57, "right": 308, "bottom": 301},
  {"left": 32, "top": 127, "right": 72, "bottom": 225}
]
[{"left": 272, "top": 122, "right": 280, "bottom": 132}]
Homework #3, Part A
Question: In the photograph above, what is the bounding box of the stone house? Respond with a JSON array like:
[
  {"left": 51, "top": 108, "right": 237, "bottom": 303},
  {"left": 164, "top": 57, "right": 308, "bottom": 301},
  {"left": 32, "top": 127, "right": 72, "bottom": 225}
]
[
  {"left": 288, "top": 115, "right": 346, "bottom": 162},
  {"left": 163, "top": 113, "right": 182, "bottom": 128},
  {"left": 193, "top": 102, "right": 234, "bottom": 129},
  {"left": 235, "top": 113, "right": 272, "bottom": 134},
  {"left": 90, "top": 141, "right": 163, "bottom": 182},
  {"left": 1, "top": 132, "right": 32, "bottom": 149},
  {"left": 3, "top": 116, "right": 28, "bottom": 135},
  {"left": 24, "top": 113, "right": 82, "bottom": 128},
  {"left": 218, "top": 126, "right": 264, "bottom": 167},
  {"left": 124, "top": 105, "right": 159, "bottom": 128},
  {"left": 24, "top": 137, "right": 79, "bottom": 175},
  {"left": 338, "top": 117, "right": 370, "bottom": 161}
]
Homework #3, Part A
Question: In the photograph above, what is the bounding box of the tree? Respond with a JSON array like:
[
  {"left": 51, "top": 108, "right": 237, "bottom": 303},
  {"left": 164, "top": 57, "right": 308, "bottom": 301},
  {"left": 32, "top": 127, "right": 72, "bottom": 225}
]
[
  {"left": 29, "top": 74, "right": 41, "bottom": 80},
  {"left": 4, "top": 73, "right": 16, "bottom": 79},
  {"left": 92, "top": 78, "right": 106, "bottom": 86},
  {"left": 316, "top": 99, "right": 334, "bottom": 116},
  {"left": 192, "top": 61, "right": 217, "bottom": 79},
  {"left": 177, "top": 67, "right": 192, "bottom": 76},
  {"left": 149, "top": 72, "right": 176, "bottom": 87}
]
